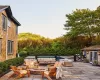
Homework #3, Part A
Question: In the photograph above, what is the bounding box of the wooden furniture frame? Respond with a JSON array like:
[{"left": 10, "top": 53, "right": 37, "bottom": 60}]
[
  {"left": 28, "top": 69, "right": 45, "bottom": 77},
  {"left": 10, "top": 66, "right": 30, "bottom": 78},
  {"left": 28, "top": 68, "right": 52, "bottom": 80}
]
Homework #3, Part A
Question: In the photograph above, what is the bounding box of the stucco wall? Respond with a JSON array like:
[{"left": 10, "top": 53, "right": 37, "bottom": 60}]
[
  {"left": 86, "top": 51, "right": 90, "bottom": 61},
  {"left": 97, "top": 51, "right": 100, "bottom": 65}
]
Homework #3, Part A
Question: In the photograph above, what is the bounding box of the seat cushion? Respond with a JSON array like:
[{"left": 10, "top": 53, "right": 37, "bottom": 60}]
[
  {"left": 44, "top": 71, "right": 49, "bottom": 75},
  {"left": 19, "top": 70, "right": 27, "bottom": 74}
]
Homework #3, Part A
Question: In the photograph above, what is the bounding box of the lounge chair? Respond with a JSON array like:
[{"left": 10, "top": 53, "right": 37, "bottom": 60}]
[
  {"left": 24, "top": 59, "right": 39, "bottom": 69},
  {"left": 10, "top": 66, "right": 30, "bottom": 78},
  {"left": 43, "top": 66, "right": 57, "bottom": 80}
]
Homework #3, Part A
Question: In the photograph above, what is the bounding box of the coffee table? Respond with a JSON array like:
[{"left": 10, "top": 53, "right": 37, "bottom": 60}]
[{"left": 28, "top": 68, "right": 46, "bottom": 78}]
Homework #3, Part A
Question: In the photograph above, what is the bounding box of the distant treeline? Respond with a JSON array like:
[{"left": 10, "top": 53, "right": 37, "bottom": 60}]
[{"left": 18, "top": 6, "right": 100, "bottom": 57}]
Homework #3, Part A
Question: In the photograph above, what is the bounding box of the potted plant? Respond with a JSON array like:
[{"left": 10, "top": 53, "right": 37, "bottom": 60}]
[
  {"left": 83, "top": 58, "right": 89, "bottom": 63},
  {"left": 92, "top": 60, "right": 98, "bottom": 66}
]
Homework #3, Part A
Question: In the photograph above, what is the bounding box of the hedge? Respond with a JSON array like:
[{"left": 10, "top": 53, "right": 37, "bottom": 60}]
[
  {"left": 18, "top": 48, "right": 81, "bottom": 57},
  {"left": 0, "top": 57, "right": 24, "bottom": 76}
]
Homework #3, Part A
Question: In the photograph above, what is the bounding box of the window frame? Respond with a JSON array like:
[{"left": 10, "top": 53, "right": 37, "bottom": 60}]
[
  {"left": 8, "top": 18, "right": 11, "bottom": 27},
  {"left": 2, "top": 14, "right": 7, "bottom": 31},
  {"left": 7, "top": 40, "right": 13, "bottom": 54},
  {"left": 16, "top": 25, "right": 18, "bottom": 35},
  {"left": 93, "top": 51, "right": 98, "bottom": 61}
]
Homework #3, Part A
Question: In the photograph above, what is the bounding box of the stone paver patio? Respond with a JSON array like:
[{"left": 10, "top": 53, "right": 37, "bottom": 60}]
[
  {"left": 61, "top": 62, "right": 100, "bottom": 80},
  {"left": 1, "top": 61, "right": 100, "bottom": 80}
]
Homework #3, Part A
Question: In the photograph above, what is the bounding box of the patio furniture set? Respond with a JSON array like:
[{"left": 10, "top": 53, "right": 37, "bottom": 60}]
[{"left": 10, "top": 56, "right": 73, "bottom": 80}]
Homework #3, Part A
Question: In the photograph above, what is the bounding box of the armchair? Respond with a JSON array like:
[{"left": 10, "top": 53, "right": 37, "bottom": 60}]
[
  {"left": 44, "top": 67, "right": 56, "bottom": 80},
  {"left": 10, "top": 66, "right": 30, "bottom": 78},
  {"left": 24, "top": 59, "right": 39, "bottom": 69}
]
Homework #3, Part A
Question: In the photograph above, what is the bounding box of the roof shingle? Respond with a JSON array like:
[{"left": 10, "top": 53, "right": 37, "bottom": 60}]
[{"left": 82, "top": 45, "right": 100, "bottom": 51}]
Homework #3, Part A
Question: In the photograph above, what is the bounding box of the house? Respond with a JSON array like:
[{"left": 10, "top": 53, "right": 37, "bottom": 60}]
[
  {"left": 0, "top": 5, "right": 21, "bottom": 62},
  {"left": 81, "top": 45, "right": 100, "bottom": 65}
]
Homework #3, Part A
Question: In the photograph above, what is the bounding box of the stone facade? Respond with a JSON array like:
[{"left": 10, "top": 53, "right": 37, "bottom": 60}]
[{"left": 0, "top": 7, "right": 20, "bottom": 62}]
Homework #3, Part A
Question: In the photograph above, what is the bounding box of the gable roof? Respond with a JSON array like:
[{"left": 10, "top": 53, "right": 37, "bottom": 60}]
[
  {"left": 0, "top": 5, "right": 21, "bottom": 26},
  {"left": 81, "top": 45, "right": 100, "bottom": 51},
  {"left": 0, "top": 6, "right": 8, "bottom": 9}
]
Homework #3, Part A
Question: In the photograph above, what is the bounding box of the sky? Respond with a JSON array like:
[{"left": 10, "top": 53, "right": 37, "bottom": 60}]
[{"left": 0, "top": 0, "right": 100, "bottom": 38}]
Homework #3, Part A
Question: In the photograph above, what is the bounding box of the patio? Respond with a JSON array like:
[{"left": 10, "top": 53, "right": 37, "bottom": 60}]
[
  {"left": 61, "top": 62, "right": 100, "bottom": 80},
  {"left": 1, "top": 57, "right": 100, "bottom": 80}
]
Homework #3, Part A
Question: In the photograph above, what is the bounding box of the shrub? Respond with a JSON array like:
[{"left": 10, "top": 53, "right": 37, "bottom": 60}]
[
  {"left": 0, "top": 57, "right": 24, "bottom": 76},
  {"left": 92, "top": 60, "right": 98, "bottom": 66},
  {"left": 18, "top": 50, "right": 28, "bottom": 58}
]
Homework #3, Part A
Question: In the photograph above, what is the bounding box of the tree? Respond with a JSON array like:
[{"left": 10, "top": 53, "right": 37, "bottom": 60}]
[
  {"left": 93, "top": 6, "right": 100, "bottom": 39},
  {"left": 64, "top": 7, "right": 100, "bottom": 45}
]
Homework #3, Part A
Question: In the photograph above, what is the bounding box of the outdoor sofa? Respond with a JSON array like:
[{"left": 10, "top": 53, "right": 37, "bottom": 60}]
[{"left": 37, "top": 56, "right": 56, "bottom": 64}]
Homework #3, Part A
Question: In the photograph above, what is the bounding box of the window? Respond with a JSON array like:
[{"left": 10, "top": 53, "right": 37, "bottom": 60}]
[
  {"left": 0, "top": 39, "right": 2, "bottom": 53},
  {"left": 8, "top": 19, "right": 10, "bottom": 27},
  {"left": 2, "top": 14, "right": 7, "bottom": 30},
  {"left": 83, "top": 51, "right": 86, "bottom": 57},
  {"left": 16, "top": 26, "right": 18, "bottom": 35},
  {"left": 8, "top": 40, "right": 13, "bottom": 54},
  {"left": 94, "top": 51, "right": 98, "bottom": 60}
]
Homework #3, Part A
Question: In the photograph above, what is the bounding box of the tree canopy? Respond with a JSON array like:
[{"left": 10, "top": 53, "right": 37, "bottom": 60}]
[{"left": 64, "top": 7, "right": 100, "bottom": 43}]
